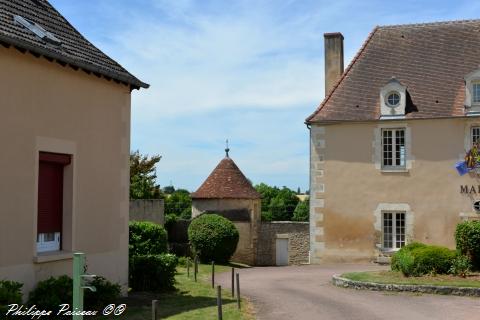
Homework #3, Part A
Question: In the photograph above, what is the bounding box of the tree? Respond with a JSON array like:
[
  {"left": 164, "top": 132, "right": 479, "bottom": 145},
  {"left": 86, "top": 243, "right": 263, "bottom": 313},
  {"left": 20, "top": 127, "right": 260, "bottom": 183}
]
[
  {"left": 163, "top": 185, "right": 175, "bottom": 194},
  {"left": 292, "top": 200, "right": 309, "bottom": 221},
  {"left": 164, "top": 189, "right": 192, "bottom": 218},
  {"left": 130, "top": 150, "right": 162, "bottom": 199},
  {"left": 255, "top": 183, "right": 299, "bottom": 221}
]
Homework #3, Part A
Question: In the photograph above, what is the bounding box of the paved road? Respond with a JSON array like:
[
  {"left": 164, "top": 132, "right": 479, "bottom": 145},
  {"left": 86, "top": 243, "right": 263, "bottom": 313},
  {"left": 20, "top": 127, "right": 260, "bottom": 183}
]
[{"left": 217, "top": 264, "right": 480, "bottom": 320}]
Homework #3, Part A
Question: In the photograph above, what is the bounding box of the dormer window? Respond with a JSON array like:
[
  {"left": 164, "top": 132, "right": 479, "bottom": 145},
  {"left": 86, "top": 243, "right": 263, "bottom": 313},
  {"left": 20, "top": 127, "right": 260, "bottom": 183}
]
[
  {"left": 473, "top": 83, "right": 480, "bottom": 103},
  {"left": 380, "top": 78, "right": 407, "bottom": 119},
  {"left": 464, "top": 69, "right": 480, "bottom": 115},
  {"left": 386, "top": 92, "right": 401, "bottom": 107}
]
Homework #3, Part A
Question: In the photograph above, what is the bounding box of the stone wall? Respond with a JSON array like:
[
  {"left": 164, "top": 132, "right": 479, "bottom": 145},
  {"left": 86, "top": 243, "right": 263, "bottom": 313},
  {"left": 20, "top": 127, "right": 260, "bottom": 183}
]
[
  {"left": 257, "top": 222, "right": 309, "bottom": 266},
  {"left": 129, "top": 199, "right": 165, "bottom": 225}
]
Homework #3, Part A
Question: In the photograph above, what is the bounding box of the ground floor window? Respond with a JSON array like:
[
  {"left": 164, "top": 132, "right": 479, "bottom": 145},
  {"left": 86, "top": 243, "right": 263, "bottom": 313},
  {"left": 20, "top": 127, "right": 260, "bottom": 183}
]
[
  {"left": 383, "top": 212, "right": 405, "bottom": 250},
  {"left": 37, "top": 152, "right": 71, "bottom": 253}
]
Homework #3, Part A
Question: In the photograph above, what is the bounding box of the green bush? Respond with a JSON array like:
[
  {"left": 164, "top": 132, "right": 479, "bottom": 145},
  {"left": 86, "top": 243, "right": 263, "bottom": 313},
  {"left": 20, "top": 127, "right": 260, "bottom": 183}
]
[
  {"left": 392, "top": 243, "right": 455, "bottom": 276},
  {"left": 129, "top": 221, "right": 168, "bottom": 257},
  {"left": 261, "top": 211, "right": 273, "bottom": 221},
  {"left": 455, "top": 221, "right": 480, "bottom": 269},
  {"left": 188, "top": 214, "right": 239, "bottom": 263},
  {"left": 84, "top": 276, "right": 121, "bottom": 309},
  {"left": 28, "top": 276, "right": 72, "bottom": 312},
  {"left": 292, "top": 200, "right": 309, "bottom": 221},
  {"left": 0, "top": 280, "right": 23, "bottom": 315},
  {"left": 391, "top": 242, "right": 427, "bottom": 272},
  {"left": 129, "top": 254, "right": 178, "bottom": 291},
  {"left": 449, "top": 255, "right": 472, "bottom": 277}
]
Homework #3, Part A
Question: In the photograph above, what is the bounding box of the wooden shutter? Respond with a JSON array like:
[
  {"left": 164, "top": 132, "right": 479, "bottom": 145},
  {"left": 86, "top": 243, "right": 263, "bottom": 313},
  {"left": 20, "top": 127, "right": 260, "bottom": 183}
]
[{"left": 37, "top": 152, "right": 70, "bottom": 234}]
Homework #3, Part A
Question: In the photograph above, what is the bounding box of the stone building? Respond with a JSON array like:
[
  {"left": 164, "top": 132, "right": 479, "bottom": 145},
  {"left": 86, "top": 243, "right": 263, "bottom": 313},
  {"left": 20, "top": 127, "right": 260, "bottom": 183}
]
[
  {"left": 307, "top": 20, "right": 480, "bottom": 263},
  {"left": 191, "top": 149, "right": 261, "bottom": 265}
]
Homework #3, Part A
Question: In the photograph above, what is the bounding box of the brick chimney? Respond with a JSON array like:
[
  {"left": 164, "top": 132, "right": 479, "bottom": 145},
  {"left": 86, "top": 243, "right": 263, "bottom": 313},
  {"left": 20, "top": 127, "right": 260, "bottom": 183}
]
[{"left": 324, "top": 32, "right": 344, "bottom": 96}]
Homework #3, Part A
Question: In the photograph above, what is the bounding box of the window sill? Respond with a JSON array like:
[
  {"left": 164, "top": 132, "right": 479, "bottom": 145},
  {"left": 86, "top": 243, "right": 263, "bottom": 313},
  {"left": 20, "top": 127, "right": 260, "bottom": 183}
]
[
  {"left": 381, "top": 168, "right": 409, "bottom": 173},
  {"left": 34, "top": 251, "right": 73, "bottom": 264}
]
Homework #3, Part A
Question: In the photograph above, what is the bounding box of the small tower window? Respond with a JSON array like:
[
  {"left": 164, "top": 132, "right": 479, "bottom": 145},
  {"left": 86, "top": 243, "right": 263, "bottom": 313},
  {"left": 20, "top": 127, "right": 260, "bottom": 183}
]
[
  {"left": 473, "top": 83, "right": 480, "bottom": 103},
  {"left": 386, "top": 92, "right": 400, "bottom": 107}
]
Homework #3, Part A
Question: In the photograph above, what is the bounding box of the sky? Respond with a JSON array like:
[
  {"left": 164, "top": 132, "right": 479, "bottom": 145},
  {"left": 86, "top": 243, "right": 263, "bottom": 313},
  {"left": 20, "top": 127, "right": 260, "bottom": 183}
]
[{"left": 50, "top": 0, "right": 480, "bottom": 192}]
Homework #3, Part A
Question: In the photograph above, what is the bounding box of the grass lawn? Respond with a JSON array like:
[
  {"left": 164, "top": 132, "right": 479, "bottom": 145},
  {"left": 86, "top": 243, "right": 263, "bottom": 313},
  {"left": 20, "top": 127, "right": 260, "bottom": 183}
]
[
  {"left": 101, "top": 263, "right": 255, "bottom": 320},
  {"left": 342, "top": 270, "right": 480, "bottom": 288}
]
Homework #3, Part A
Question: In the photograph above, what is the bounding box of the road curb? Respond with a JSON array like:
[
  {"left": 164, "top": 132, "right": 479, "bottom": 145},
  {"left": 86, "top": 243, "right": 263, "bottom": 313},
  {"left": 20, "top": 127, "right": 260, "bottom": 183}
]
[{"left": 332, "top": 275, "right": 480, "bottom": 297}]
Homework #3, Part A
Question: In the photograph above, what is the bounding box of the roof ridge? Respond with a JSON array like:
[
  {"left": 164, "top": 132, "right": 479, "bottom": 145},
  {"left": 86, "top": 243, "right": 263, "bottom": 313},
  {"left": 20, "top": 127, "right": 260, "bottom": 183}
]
[
  {"left": 378, "top": 18, "right": 480, "bottom": 29},
  {"left": 305, "top": 26, "right": 379, "bottom": 124}
]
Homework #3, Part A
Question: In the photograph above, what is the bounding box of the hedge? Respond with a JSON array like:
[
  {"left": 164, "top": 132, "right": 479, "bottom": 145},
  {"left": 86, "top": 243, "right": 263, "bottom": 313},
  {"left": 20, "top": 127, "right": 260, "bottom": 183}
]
[
  {"left": 0, "top": 280, "right": 22, "bottom": 316},
  {"left": 188, "top": 213, "right": 239, "bottom": 263},
  {"left": 129, "top": 221, "right": 168, "bottom": 257},
  {"left": 455, "top": 221, "right": 480, "bottom": 269},
  {"left": 391, "top": 243, "right": 456, "bottom": 276},
  {"left": 129, "top": 254, "right": 178, "bottom": 291}
]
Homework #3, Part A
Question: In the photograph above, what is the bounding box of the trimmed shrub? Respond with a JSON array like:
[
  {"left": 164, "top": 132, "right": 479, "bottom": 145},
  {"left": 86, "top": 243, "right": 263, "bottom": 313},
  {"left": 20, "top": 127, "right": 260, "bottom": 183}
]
[
  {"left": 129, "top": 221, "right": 168, "bottom": 257},
  {"left": 188, "top": 214, "right": 239, "bottom": 263},
  {"left": 392, "top": 243, "right": 455, "bottom": 276},
  {"left": 411, "top": 246, "right": 456, "bottom": 275},
  {"left": 84, "top": 276, "right": 121, "bottom": 309},
  {"left": 455, "top": 221, "right": 480, "bottom": 269},
  {"left": 391, "top": 242, "right": 427, "bottom": 272},
  {"left": 261, "top": 211, "right": 273, "bottom": 222},
  {"left": 28, "top": 276, "right": 72, "bottom": 312},
  {"left": 292, "top": 200, "right": 309, "bottom": 222},
  {"left": 0, "top": 280, "right": 23, "bottom": 315},
  {"left": 129, "top": 254, "right": 178, "bottom": 291},
  {"left": 449, "top": 255, "right": 472, "bottom": 278}
]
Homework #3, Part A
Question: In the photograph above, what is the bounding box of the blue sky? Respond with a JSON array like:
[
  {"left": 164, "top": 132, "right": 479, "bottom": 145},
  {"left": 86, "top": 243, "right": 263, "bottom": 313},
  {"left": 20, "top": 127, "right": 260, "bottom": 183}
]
[{"left": 50, "top": 0, "right": 479, "bottom": 192}]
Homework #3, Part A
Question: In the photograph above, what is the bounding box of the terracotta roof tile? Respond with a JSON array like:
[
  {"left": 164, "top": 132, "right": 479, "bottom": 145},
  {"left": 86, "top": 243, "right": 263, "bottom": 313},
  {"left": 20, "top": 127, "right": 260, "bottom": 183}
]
[
  {"left": 306, "top": 19, "right": 480, "bottom": 123},
  {"left": 0, "top": 0, "right": 148, "bottom": 89},
  {"left": 192, "top": 157, "right": 261, "bottom": 199}
]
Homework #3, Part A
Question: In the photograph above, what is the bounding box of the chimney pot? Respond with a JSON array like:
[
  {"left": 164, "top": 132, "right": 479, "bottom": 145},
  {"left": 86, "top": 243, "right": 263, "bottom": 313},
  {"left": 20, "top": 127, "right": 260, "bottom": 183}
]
[{"left": 324, "top": 32, "right": 344, "bottom": 96}]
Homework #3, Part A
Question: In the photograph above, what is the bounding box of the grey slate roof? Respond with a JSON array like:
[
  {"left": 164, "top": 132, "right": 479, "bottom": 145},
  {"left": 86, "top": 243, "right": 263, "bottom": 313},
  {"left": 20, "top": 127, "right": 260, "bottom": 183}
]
[{"left": 0, "top": 0, "right": 148, "bottom": 89}]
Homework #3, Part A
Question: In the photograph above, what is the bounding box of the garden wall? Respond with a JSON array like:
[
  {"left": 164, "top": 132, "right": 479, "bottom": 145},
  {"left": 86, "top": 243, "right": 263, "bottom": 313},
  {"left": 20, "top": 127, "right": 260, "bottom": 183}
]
[
  {"left": 257, "top": 221, "right": 309, "bottom": 266},
  {"left": 129, "top": 199, "right": 165, "bottom": 225}
]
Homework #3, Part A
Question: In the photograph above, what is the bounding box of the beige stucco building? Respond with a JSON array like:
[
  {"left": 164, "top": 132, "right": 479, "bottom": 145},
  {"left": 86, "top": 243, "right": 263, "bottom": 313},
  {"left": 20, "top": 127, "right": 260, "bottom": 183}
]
[
  {"left": 191, "top": 150, "right": 262, "bottom": 265},
  {"left": 307, "top": 20, "right": 480, "bottom": 263},
  {"left": 0, "top": 1, "right": 147, "bottom": 294}
]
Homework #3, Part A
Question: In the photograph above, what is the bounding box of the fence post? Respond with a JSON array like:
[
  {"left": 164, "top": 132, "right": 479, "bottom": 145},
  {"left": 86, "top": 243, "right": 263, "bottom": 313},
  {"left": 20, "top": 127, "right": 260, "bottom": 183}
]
[
  {"left": 236, "top": 273, "right": 241, "bottom": 310},
  {"left": 152, "top": 300, "right": 158, "bottom": 320},
  {"left": 217, "top": 285, "right": 223, "bottom": 320},
  {"left": 231, "top": 267, "right": 235, "bottom": 297},
  {"left": 212, "top": 261, "right": 215, "bottom": 288}
]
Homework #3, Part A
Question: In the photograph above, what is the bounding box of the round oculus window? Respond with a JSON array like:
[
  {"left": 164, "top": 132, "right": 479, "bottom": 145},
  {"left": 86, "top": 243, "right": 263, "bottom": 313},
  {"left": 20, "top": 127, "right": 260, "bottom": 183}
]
[{"left": 386, "top": 92, "right": 400, "bottom": 107}]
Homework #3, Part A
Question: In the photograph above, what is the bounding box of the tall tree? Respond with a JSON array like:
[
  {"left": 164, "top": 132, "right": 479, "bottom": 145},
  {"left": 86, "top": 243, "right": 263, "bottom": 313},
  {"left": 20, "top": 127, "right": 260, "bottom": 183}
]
[{"left": 130, "top": 150, "right": 162, "bottom": 199}]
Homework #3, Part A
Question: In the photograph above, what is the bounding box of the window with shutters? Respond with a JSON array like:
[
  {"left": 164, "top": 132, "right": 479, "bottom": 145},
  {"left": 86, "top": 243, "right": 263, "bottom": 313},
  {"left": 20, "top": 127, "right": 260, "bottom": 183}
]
[{"left": 37, "top": 152, "right": 71, "bottom": 253}]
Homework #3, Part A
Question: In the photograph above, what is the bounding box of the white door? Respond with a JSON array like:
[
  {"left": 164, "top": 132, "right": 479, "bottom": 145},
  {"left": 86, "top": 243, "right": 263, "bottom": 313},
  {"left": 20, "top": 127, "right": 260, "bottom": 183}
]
[{"left": 275, "top": 238, "right": 289, "bottom": 266}]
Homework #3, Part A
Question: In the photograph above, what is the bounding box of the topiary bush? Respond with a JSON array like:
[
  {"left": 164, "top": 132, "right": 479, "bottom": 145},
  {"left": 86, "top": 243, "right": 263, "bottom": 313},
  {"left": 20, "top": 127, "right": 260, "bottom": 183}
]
[
  {"left": 455, "top": 221, "right": 480, "bottom": 269},
  {"left": 0, "top": 280, "right": 23, "bottom": 316},
  {"left": 84, "top": 276, "right": 121, "bottom": 310},
  {"left": 28, "top": 276, "right": 72, "bottom": 312},
  {"left": 129, "top": 254, "right": 178, "bottom": 291},
  {"left": 188, "top": 213, "right": 239, "bottom": 263},
  {"left": 129, "top": 221, "right": 168, "bottom": 257},
  {"left": 411, "top": 246, "right": 456, "bottom": 276},
  {"left": 391, "top": 243, "right": 455, "bottom": 276}
]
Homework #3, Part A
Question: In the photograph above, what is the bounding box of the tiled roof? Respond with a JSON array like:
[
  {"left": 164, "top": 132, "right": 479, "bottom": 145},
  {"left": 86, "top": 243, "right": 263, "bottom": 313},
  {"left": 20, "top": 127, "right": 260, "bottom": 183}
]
[
  {"left": 0, "top": 0, "right": 148, "bottom": 89},
  {"left": 192, "top": 157, "right": 261, "bottom": 200},
  {"left": 306, "top": 19, "right": 480, "bottom": 123}
]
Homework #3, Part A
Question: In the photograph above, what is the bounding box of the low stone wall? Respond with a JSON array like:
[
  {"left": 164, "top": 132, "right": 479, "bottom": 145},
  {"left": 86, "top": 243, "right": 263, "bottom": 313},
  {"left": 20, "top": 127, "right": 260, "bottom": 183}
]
[
  {"left": 256, "top": 221, "right": 309, "bottom": 266},
  {"left": 332, "top": 275, "right": 480, "bottom": 297},
  {"left": 129, "top": 199, "right": 165, "bottom": 225}
]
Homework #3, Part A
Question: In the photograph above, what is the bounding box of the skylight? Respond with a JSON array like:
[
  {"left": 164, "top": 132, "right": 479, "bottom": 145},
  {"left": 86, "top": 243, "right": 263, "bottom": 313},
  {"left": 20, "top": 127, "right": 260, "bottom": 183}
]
[{"left": 14, "top": 15, "right": 61, "bottom": 46}]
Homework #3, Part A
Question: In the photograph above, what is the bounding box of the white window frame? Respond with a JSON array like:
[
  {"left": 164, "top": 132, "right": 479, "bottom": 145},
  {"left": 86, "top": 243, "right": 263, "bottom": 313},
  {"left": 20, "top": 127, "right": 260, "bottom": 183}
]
[
  {"left": 382, "top": 212, "right": 406, "bottom": 251},
  {"left": 471, "top": 126, "right": 480, "bottom": 146},
  {"left": 37, "top": 232, "right": 61, "bottom": 253},
  {"left": 381, "top": 128, "right": 406, "bottom": 170}
]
